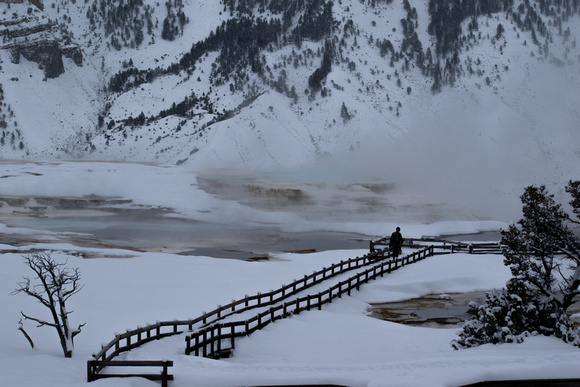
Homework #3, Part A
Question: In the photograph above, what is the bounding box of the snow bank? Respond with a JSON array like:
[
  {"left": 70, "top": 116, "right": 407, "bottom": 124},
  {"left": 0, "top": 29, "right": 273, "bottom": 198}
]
[{"left": 2, "top": 244, "right": 580, "bottom": 387}]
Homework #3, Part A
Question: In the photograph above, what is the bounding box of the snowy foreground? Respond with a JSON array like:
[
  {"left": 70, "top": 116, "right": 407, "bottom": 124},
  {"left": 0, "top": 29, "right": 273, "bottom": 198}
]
[
  {"left": 2, "top": 161, "right": 580, "bottom": 386},
  {"left": 4, "top": 246, "right": 580, "bottom": 387}
]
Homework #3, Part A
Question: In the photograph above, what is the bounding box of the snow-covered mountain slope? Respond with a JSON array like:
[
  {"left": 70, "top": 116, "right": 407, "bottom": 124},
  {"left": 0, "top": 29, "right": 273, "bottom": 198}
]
[{"left": 0, "top": 0, "right": 578, "bottom": 219}]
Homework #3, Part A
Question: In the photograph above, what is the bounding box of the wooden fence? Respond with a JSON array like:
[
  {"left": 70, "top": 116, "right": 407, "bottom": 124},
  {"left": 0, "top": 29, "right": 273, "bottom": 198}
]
[
  {"left": 87, "top": 360, "right": 173, "bottom": 387},
  {"left": 85, "top": 232, "right": 505, "bottom": 384},
  {"left": 184, "top": 246, "right": 434, "bottom": 358},
  {"left": 88, "top": 245, "right": 398, "bottom": 381},
  {"left": 371, "top": 237, "right": 502, "bottom": 255}
]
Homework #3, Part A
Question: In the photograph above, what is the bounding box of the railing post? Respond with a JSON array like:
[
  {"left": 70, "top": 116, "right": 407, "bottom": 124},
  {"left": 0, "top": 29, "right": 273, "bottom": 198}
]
[
  {"left": 348, "top": 278, "right": 352, "bottom": 296},
  {"left": 162, "top": 362, "right": 169, "bottom": 387},
  {"left": 87, "top": 360, "right": 94, "bottom": 382},
  {"left": 216, "top": 326, "right": 222, "bottom": 356}
]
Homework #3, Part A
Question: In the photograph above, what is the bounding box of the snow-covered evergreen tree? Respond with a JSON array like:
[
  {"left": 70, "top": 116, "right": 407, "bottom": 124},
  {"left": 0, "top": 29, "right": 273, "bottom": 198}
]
[{"left": 452, "top": 181, "right": 580, "bottom": 349}]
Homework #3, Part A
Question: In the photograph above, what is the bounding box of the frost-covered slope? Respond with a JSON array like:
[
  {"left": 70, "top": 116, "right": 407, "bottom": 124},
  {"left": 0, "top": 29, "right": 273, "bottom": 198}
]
[{"left": 0, "top": 0, "right": 578, "bottom": 217}]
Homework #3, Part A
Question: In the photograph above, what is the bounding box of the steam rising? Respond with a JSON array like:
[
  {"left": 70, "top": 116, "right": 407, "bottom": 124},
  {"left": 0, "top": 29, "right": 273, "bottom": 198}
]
[{"left": 288, "top": 61, "right": 580, "bottom": 223}]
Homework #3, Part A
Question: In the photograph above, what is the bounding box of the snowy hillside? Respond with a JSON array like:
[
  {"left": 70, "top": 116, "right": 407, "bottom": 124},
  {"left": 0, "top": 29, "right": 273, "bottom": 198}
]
[{"left": 0, "top": 0, "right": 578, "bottom": 218}]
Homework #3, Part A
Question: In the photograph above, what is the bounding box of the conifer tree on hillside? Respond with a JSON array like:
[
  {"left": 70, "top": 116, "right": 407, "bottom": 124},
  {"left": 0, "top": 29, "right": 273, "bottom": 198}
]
[{"left": 452, "top": 181, "right": 580, "bottom": 349}]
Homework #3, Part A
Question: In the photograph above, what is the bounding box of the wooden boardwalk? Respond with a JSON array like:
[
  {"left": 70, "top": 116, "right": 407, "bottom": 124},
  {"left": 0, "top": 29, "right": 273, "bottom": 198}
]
[
  {"left": 371, "top": 236, "right": 503, "bottom": 255},
  {"left": 87, "top": 237, "right": 505, "bottom": 384},
  {"left": 88, "top": 245, "right": 434, "bottom": 382}
]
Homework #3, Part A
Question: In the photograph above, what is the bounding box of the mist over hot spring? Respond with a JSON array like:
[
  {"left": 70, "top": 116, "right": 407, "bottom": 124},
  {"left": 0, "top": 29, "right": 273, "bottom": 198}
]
[{"left": 284, "top": 60, "right": 580, "bottom": 224}]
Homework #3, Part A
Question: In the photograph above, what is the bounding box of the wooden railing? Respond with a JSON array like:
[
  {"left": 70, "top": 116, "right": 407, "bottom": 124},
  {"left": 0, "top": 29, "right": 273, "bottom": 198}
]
[
  {"left": 87, "top": 233, "right": 504, "bottom": 383},
  {"left": 88, "top": 245, "right": 396, "bottom": 381},
  {"left": 371, "top": 237, "right": 502, "bottom": 255},
  {"left": 184, "top": 246, "right": 434, "bottom": 358},
  {"left": 87, "top": 360, "right": 173, "bottom": 387}
]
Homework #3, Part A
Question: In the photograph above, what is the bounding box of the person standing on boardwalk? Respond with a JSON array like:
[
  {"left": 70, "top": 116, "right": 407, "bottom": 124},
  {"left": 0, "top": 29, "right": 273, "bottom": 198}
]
[{"left": 389, "top": 227, "right": 403, "bottom": 258}]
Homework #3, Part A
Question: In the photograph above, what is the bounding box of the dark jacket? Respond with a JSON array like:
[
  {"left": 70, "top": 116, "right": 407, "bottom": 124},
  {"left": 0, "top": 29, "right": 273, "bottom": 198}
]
[{"left": 389, "top": 231, "right": 403, "bottom": 248}]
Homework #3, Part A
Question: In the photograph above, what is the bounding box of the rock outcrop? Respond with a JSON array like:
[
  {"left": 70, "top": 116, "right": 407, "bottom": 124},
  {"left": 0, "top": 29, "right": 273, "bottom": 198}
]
[
  {"left": 1, "top": 17, "right": 82, "bottom": 78},
  {"left": 11, "top": 39, "right": 63, "bottom": 78}
]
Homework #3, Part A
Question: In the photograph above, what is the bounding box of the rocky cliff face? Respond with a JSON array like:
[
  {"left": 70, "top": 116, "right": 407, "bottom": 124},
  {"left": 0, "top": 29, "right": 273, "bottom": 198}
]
[
  {"left": 0, "top": 2, "right": 87, "bottom": 157},
  {"left": 0, "top": 11, "right": 81, "bottom": 79},
  {"left": 11, "top": 39, "right": 63, "bottom": 78}
]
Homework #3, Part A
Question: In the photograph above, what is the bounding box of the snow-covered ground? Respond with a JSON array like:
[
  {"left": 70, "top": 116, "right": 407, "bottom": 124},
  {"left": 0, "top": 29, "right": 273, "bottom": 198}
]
[
  {"left": 1, "top": 161, "right": 580, "bottom": 386},
  {"left": 3, "top": 241, "right": 580, "bottom": 387}
]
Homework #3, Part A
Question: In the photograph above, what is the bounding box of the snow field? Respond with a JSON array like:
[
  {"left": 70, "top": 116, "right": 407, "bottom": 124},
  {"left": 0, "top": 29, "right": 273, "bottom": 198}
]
[{"left": 3, "top": 238, "right": 580, "bottom": 386}]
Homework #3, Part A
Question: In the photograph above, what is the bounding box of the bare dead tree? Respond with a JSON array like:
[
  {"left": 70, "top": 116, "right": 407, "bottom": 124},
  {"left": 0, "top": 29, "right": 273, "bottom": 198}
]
[{"left": 11, "top": 253, "right": 86, "bottom": 358}]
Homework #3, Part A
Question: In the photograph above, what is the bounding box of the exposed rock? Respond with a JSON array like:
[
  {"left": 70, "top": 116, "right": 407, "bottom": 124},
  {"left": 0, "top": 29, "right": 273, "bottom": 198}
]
[
  {"left": 0, "top": 16, "right": 82, "bottom": 77},
  {"left": 0, "top": 21, "right": 51, "bottom": 38},
  {"left": 62, "top": 45, "right": 83, "bottom": 67},
  {"left": 29, "top": 0, "right": 44, "bottom": 11},
  {"left": 12, "top": 39, "right": 64, "bottom": 78}
]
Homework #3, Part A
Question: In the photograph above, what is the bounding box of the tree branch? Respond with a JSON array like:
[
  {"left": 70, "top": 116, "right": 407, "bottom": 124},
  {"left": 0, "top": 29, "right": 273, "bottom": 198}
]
[
  {"left": 18, "top": 319, "right": 34, "bottom": 349},
  {"left": 21, "top": 311, "right": 58, "bottom": 329}
]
